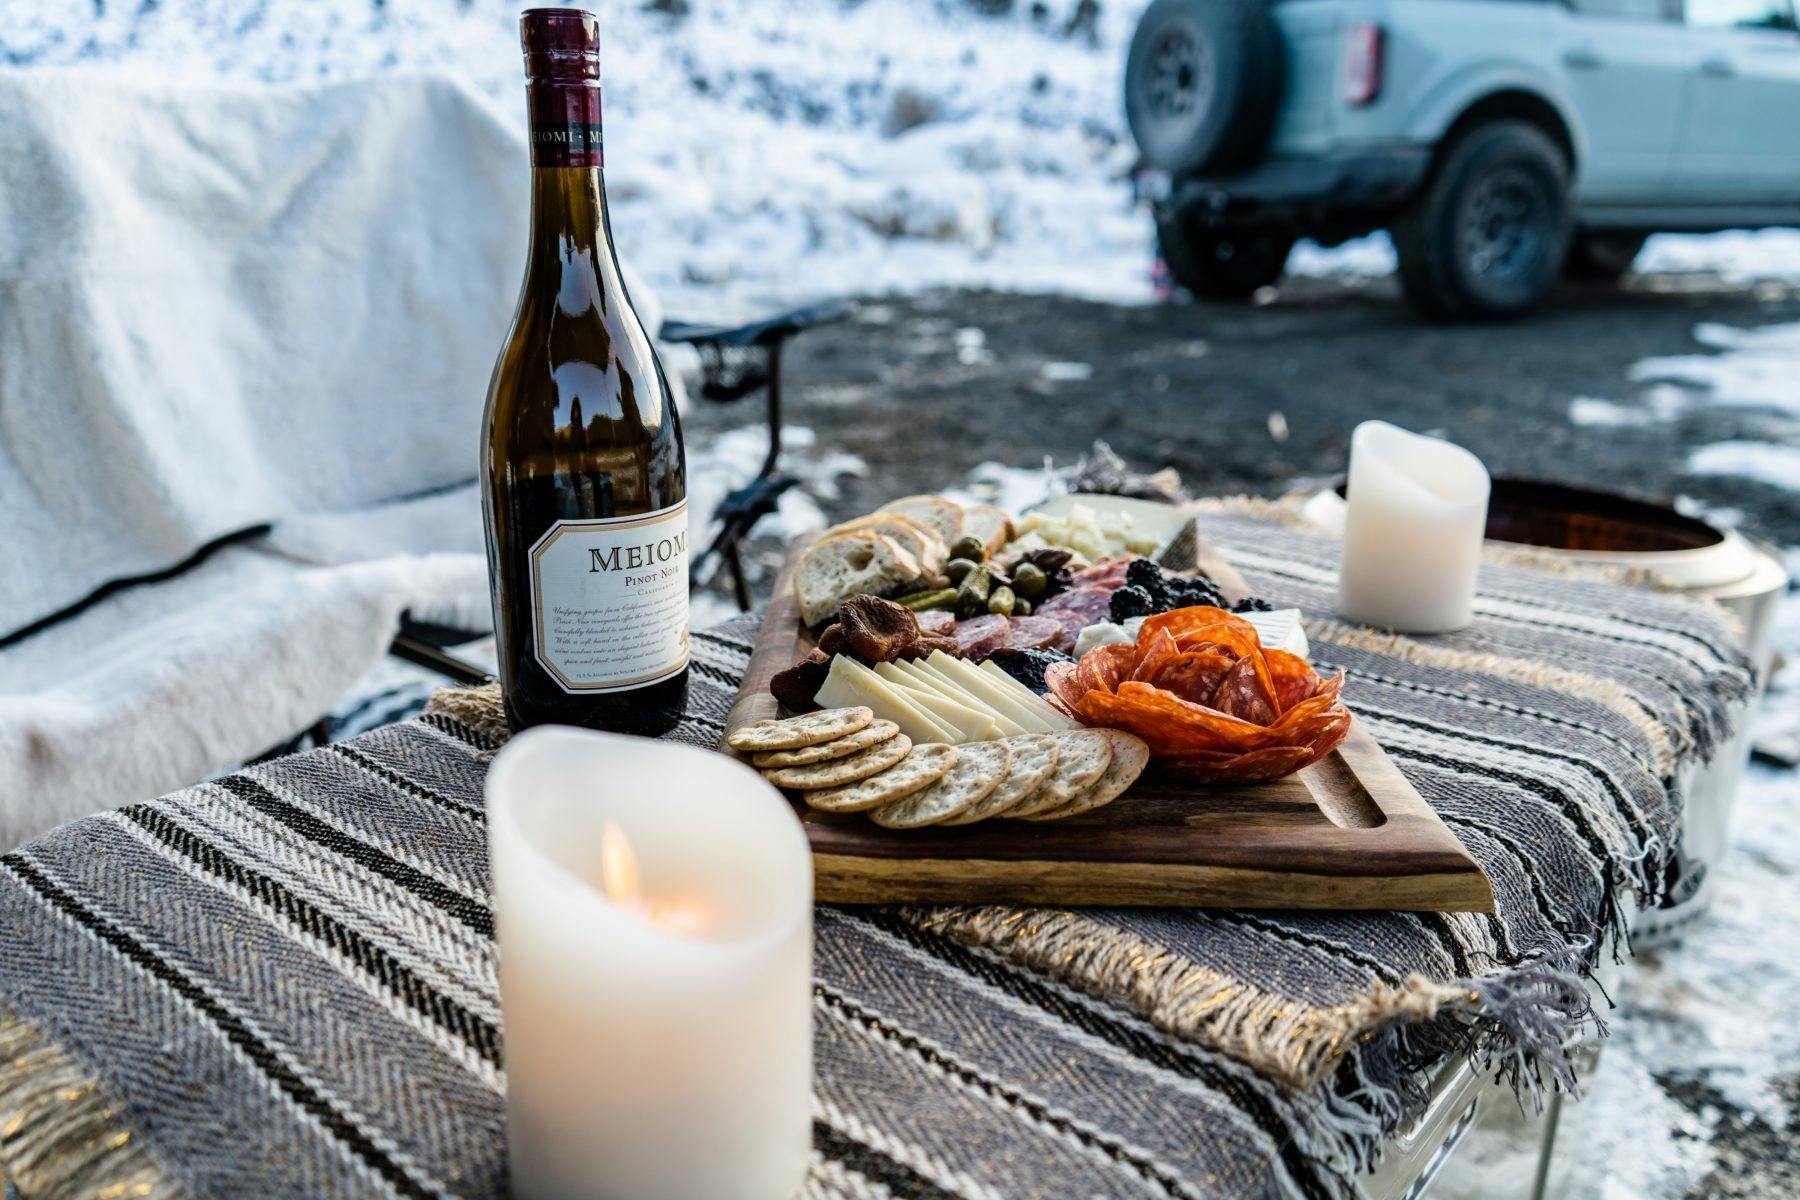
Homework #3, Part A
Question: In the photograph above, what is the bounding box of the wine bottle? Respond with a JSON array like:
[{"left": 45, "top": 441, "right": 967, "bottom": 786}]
[{"left": 482, "top": 7, "right": 689, "bottom": 735}]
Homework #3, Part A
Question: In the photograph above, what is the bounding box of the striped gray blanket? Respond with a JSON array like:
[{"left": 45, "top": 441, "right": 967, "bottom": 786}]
[{"left": 0, "top": 508, "right": 1751, "bottom": 1200}]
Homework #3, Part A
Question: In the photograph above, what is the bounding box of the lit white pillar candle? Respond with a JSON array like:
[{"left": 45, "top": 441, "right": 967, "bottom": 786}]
[
  {"left": 1336, "top": 420, "right": 1491, "bottom": 633},
  {"left": 486, "top": 727, "right": 813, "bottom": 1200}
]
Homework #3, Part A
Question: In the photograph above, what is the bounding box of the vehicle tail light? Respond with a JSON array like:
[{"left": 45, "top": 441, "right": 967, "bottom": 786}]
[{"left": 1344, "top": 23, "right": 1384, "bottom": 107}]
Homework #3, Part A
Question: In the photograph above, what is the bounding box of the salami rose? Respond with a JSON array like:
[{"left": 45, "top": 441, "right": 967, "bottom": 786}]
[{"left": 1056, "top": 606, "right": 1350, "bottom": 783}]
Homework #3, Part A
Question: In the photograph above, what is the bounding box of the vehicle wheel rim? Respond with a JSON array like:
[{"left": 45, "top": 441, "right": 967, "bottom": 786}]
[
  {"left": 1460, "top": 168, "right": 1546, "bottom": 285},
  {"left": 1147, "top": 32, "right": 1208, "bottom": 121}
]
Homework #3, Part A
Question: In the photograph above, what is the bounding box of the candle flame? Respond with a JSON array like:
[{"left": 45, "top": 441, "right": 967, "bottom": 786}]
[
  {"left": 600, "top": 822, "right": 641, "bottom": 912},
  {"left": 598, "top": 822, "right": 708, "bottom": 937}
]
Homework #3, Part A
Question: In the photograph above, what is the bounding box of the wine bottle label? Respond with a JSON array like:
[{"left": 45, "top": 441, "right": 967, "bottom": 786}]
[{"left": 527, "top": 501, "right": 689, "bottom": 693}]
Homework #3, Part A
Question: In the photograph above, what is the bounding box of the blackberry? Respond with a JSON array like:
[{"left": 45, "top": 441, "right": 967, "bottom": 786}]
[
  {"left": 1124, "top": 558, "right": 1166, "bottom": 594},
  {"left": 1168, "top": 578, "right": 1224, "bottom": 609},
  {"left": 986, "top": 646, "right": 1073, "bottom": 695},
  {"left": 1109, "top": 585, "right": 1157, "bottom": 622},
  {"left": 1231, "top": 596, "right": 1274, "bottom": 613}
]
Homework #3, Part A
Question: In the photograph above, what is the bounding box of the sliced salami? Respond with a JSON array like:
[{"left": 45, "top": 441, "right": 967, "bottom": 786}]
[
  {"left": 1043, "top": 610, "right": 1085, "bottom": 654},
  {"left": 1002, "top": 616, "right": 1064, "bottom": 651},
  {"left": 1038, "top": 585, "right": 1116, "bottom": 623},
  {"left": 1073, "top": 557, "right": 1132, "bottom": 585},
  {"left": 914, "top": 610, "right": 956, "bottom": 636},
  {"left": 951, "top": 614, "right": 1012, "bottom": 658}
]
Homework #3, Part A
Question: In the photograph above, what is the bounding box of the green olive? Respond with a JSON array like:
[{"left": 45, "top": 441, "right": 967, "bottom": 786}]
[
  {"left": 950, "top": 535, "right": 986, "bottom": 563},
  {"left": 944, "top": 557, "right": 979, "bottom": 584},
  {"left": 1011, "top": 562, "right": 1047, "bottom": 598},
  {"left": 987, "top": 586, "right": 1016, "bottom": 617}
]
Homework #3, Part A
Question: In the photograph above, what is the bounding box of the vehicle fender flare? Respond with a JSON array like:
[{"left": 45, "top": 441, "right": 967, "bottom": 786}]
[{"left": 1403, "top": 64, "right": 1585, "bottom": 180}]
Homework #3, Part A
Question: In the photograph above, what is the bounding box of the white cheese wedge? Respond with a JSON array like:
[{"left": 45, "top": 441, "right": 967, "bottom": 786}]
[
  {"left": 1241, "top": 609, "right": 1309, "bottom": 658},
  {"left": 871, "top": 661, "right": 1001, "bottom": 742},
  {"left": 814, "top": 656, "right": 955, "bottom": 744},
  {"left": 973, "top": 659, "right": 1083, "bottom": 731},
  {"left": 1073, "top": 609, "right": 1309, "bottom": 658},
  {"left": 895, "top": 658, "right": 1030, "bottom": 737}
]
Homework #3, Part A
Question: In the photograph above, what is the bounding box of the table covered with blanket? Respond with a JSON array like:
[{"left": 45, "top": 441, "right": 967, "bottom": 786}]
[{"left": 0, "top": 507, "right": 1752, "bottom": 1200}]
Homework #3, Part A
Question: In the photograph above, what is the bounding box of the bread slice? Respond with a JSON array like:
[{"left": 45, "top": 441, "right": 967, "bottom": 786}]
[
  {"left": 825, "top": 514, "right": 947, "bottom": 578},
  {"left": 962, "top": 504, "right": 1013, "bottom": 559},
  {"left": 795, "top": 532, "right": 922, "bottom": 626},
  {"left": 876, "top": 495, "right": 965, "bottom": 547}
]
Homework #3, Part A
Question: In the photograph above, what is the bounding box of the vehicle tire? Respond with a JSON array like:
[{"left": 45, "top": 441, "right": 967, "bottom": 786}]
[
  {"left": 1124, "top": 0, "right": 1284, "bottom": 177},
  {"left": 1392, "top": 120, "right": 1572, "bottom": 321},
  {"left": 1157, "top": 216, "right": 1294, "bottom": 299},
  {"left": 1565, "top": 232, "right": 1647, "bottom": 283}
]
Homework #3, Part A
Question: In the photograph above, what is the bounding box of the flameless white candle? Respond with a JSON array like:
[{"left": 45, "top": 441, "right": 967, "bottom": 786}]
[
  {"left": 486, "top": 727, "right": 813, "bottom": 1200},
  {"left": 1336, "top": 420, "right": 1491, "bottom": 633}
]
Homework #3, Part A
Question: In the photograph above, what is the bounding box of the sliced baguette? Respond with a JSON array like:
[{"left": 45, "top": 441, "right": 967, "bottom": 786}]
[
  {"left": 795, "top": 532, "right": 922, "bottom": 626},
  {"left": 825, "top": 514, "right": 948, "bottom": 579},
  {"left": 961, "top": 504, "right": 1013, "bottom": 559},
  {"left": 876, "top": 495, "right": 965, "bottom": 546}
]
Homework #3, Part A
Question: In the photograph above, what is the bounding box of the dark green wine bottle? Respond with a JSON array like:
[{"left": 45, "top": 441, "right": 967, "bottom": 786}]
[{"left": 482, "top": 8, "right": 688, "bottom": 735}]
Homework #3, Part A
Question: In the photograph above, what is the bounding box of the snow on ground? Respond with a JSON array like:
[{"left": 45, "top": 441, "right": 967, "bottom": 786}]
[
  {"left": 1571, "top": 573, "right": 1800, "bottom": 1199},
  {"left": 11, "top": 1, "right": 1800, "bottom": 315},
  {"left": 1561, "top": 317, "right": 1800, "bottom": 1197},
  {"left": 2, "top": 0, "right": 1150, "bottom": 314}
]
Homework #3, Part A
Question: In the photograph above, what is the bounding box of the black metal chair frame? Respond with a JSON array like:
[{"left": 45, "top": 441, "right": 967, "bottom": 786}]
[
  {"left": 660, "top": 299, "right": 852, "bottom": 611},
  {"left": 378, "top": 299, "right": 854, "bottom": 701}
]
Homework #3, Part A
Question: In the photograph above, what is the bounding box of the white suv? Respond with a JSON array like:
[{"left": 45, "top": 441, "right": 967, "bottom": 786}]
[{"left": 1125, "top": 0, "right": 1800, "bottom": 317}]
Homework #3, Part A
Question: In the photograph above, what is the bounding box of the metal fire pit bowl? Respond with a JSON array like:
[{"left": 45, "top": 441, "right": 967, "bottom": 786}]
[{"left": 1303, "top": 479, "right": 1788, "bottom": 948}]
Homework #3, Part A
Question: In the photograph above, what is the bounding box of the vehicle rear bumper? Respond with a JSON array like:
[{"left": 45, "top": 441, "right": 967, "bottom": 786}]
[{"left": 1157, "top": 145, "right": 1433, "bottom": 220}]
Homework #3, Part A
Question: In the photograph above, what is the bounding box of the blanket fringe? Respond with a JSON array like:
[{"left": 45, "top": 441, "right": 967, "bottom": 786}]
[
  {"left": 0, "top": 1004, "right": 180, "bottom": 1200},
  {"left": 910, "top": 906, "right": 1597, "bottom": 1197},
  {"left": 423, "top": 682, "right": 511, "bottom": 748}
]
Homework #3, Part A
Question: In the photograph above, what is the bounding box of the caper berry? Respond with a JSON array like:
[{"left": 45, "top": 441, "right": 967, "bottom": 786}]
[
  {"left": 895, "top": 588, "right": 957, "bottom": 611},
  {"left": 950, "top": 535, "right": 986, "bottom": 563}
]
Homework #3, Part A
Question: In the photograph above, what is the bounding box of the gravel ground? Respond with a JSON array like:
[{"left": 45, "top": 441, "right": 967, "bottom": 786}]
[
  {"left": 684, "top": 268, "right": 1800, "bottom": 1200},
  {"left": 685, "top": 271, "right": 1800, "bottom": 552}
]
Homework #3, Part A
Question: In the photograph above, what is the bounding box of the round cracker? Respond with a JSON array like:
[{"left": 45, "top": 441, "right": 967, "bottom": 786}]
[
  {"left": 727, "top": 707, "right": 872, "bottom": 752},
  {"left": 763, "top": 735, "right": 913, "bottom": 790},
  {"left": 1025, "top": 730, "right": 1149, "bottom": 821},
  {"left": 805, "top": 744, "right": 959, "bottom": 813},
  {"left": 1005, "top": 730, "right": 1113, "bottom": 818},
  {"left": 753, "top": 720, "right": 900, "bottom": 768},
  {"left": 871, "top": 741, "right": 1011, "bottom": 829},
  {"left": 940, "top": 734, "right": 1060, "bottom": 825}
]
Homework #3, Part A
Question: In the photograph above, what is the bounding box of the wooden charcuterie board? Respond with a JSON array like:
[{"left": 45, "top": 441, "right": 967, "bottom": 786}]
[{"left": 721, "top": 534, "right": 1493, "bottom": 913}]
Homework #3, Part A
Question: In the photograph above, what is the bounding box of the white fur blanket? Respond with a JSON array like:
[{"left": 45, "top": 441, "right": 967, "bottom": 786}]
[{"left": 0, "top": 71, "right": 661, "bottom": 845}]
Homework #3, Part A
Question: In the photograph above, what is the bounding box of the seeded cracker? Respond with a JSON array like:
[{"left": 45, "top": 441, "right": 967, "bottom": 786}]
[
  {"left": 1026, "top": 730, "right": 1149, "bottom": 821},
  {"left": 753, "top": 720, "right": 899, "bottom": 767},
  {"left": 871, "top": 741, "right": 1011, "bottom": 828},
  {"left": 940, "top": 734, "right": 1061, "bottom": 825},
  {"left": 805, "top": 744, "right": 959, "bottom": 813},
  {"left": 1005, "top": 730, "right": 1113, "bottom": 818},
  {"left": 762, "top": 735, "right": 913, "bottom": 789},
  {"left": 727, "top": 707, "right": 873, "bottom": 752}
]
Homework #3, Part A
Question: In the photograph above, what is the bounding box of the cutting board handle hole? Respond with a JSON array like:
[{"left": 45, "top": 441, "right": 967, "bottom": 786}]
[{"left": 1302, "top": 753, "right": 1388, "bottom": 830}]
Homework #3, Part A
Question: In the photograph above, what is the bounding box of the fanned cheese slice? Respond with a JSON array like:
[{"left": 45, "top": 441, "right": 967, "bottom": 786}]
[
  {"left": 815, "top": 656, "right": 956, "bottom": 744},
  {"left": 892, "top": 658, "right": 1030, "bottom": 737},
  {"left": 925, "top": 652, "right": 1056, "bottom": 734},
  {"left": 976, "top": 660, "right": 1082, "bottom": 730},
  {"left": 872, "top": 662, "right": 1001, "bottom": 743}
]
